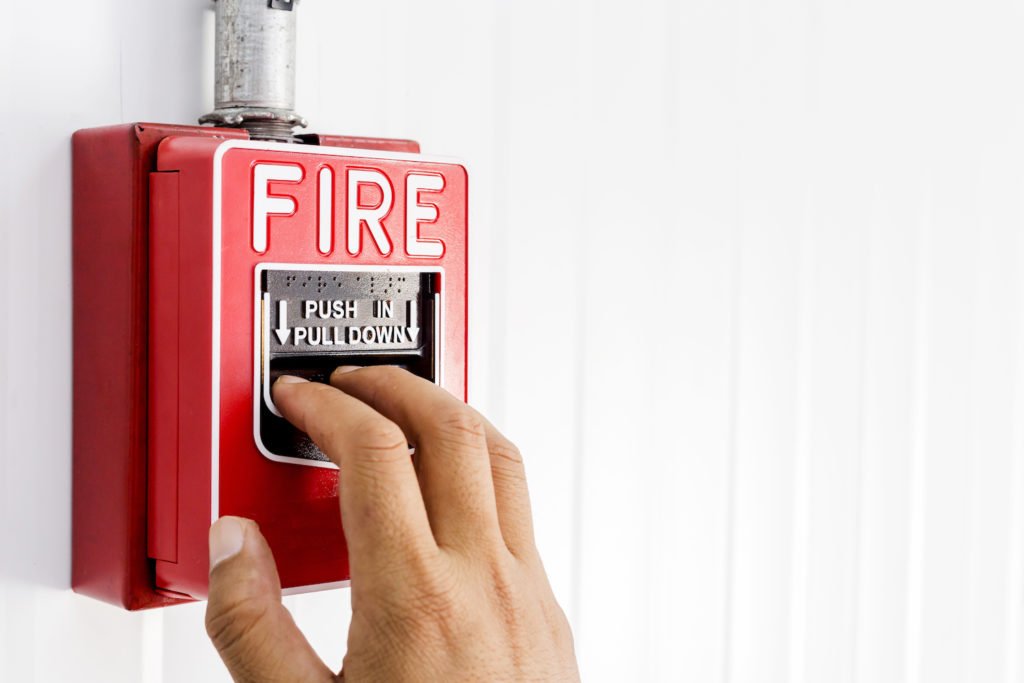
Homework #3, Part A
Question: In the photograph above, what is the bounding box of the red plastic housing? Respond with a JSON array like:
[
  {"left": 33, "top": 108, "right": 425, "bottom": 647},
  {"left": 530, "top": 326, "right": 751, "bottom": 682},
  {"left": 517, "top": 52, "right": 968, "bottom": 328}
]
[{"left": 72, "top": 124, "right": 469, "bottom": 609}]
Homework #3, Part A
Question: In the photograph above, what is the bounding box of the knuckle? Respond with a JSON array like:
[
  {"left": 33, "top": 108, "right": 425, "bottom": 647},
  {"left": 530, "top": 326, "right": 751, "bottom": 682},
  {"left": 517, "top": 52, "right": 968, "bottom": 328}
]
[
  {"left": 490, "top": 441, "right": 528, "bottom": 489},
  {"left": 345, "top": 418, "right": 408, "bottom": 461},
  {"left": 490, "top": 440, "right": 524, "bottom": 466},
  {"left": 434, "top": 409, "right": 487, "bottom": 449}
]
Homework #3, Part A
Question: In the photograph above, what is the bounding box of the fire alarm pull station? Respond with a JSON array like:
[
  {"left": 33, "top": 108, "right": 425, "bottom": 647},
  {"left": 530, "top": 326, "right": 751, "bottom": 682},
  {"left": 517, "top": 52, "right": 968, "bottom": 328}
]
[{"left": 71, "top": 0, "right": 468, "bottom": 610}]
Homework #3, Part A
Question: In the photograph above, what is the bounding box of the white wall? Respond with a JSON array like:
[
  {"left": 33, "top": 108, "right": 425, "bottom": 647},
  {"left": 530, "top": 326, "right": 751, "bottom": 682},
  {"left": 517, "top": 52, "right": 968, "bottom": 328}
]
[{"left": 3, "top": 0, "right": 1024, "bottom": 681}]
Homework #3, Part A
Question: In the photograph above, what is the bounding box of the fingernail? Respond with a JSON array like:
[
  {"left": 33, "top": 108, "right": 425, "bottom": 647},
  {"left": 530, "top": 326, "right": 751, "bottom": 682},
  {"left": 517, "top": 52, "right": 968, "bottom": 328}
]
[
  {"left": 209, "top": 517, "right": 245, "bottom": 570},
  {"left": 275, "top": 375, "right": 308, "bottom": 385},
  {"left": 334, "top": 366, "right": 361, "bottom": 375}
]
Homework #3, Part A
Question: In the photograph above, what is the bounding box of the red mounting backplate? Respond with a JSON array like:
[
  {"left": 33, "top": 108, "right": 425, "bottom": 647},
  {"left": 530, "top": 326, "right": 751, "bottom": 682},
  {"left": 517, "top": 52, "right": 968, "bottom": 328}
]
[{"left": 72, "top": 124, "right": 467, "bottom": 610}]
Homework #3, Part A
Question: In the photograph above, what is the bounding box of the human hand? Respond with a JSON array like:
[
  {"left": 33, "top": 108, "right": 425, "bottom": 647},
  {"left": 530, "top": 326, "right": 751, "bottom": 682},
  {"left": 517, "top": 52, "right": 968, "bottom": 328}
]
[{"left": 204, "top": 366, "right": 580, "bottom": 682}]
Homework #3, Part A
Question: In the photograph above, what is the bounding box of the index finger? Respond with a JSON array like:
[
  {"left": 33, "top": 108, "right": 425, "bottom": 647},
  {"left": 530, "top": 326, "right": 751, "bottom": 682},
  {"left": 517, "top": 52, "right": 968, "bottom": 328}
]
[{"left": 271, "top": 376, "right": 437, "bottom": 579}]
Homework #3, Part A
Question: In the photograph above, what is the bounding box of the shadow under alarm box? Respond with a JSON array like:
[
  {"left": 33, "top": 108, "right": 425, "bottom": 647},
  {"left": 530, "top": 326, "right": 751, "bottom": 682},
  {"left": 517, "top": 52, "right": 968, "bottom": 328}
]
[{"left": 72, "top": 124, "right": 468, "bottom": 609}]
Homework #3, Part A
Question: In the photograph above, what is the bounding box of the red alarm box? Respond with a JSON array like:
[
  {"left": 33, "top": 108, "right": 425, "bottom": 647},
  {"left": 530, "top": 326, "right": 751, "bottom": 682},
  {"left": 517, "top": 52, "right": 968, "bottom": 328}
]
[{"left": 72, "top": 124, "right": 468, "bottom": 609}]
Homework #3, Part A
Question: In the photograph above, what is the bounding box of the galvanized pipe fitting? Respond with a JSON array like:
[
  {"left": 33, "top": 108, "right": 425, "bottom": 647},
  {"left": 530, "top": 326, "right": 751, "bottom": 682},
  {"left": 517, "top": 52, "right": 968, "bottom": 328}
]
[{"left": 200, "top": 0, "right": 308, "bottom": 141}]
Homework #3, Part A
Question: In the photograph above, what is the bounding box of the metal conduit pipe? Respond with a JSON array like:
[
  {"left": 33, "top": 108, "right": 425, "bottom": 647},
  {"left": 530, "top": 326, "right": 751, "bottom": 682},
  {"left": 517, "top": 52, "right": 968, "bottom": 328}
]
[{"left": 199, "top": 0, "right": 308, "bottom": 142}]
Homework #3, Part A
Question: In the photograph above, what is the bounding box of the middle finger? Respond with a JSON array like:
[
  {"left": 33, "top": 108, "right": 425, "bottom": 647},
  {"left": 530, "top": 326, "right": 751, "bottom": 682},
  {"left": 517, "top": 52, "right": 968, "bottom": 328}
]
[{"left": 329, "top": 366, "right": 504, "bottom": 554}]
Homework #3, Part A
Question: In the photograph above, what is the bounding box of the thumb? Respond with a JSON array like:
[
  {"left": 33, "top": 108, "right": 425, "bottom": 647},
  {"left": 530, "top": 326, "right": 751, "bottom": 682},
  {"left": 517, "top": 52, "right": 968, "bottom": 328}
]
[{"left": 205, "top": 517, "right": 337, "bottom": 683}]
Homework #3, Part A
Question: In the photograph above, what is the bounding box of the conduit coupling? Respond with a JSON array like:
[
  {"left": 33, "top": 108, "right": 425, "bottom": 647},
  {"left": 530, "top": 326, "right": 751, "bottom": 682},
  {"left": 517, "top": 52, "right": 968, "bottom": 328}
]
[{"left": 200, "top": 0, "right": 307, "bottom": 141}]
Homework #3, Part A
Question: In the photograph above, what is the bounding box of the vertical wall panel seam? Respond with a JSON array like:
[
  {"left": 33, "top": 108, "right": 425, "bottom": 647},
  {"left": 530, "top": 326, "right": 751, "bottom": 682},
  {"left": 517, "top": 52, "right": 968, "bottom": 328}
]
[
  {"left": 567, "top": 0, "right": 594, "bottom": 637},
  {"left": 720, "top": 142, "right": 744, "bottom": 683},
  {"left": 850, "top": 184, "right": 880, "bottom": 683},
  {"left": 904, "top": 179, "right": 933, "bottom": 683},
  {"left": 786, "top": 189, "right": 815, "bottom": 683},
  {"left": 486, "top": 0, "right": 510, "bottom": 430},
  {"left": 1002, "top": 186, "right": 1024, "bottom": 683},
  {"left": 962, "top": 174, "right": 986, "bottom": 681}
]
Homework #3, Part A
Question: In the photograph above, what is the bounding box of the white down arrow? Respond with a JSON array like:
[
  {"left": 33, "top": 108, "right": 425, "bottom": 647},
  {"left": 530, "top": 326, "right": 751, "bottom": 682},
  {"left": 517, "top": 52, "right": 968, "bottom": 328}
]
[{"left": 275, "top": 300, "right": 291, "bottom": 344}]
